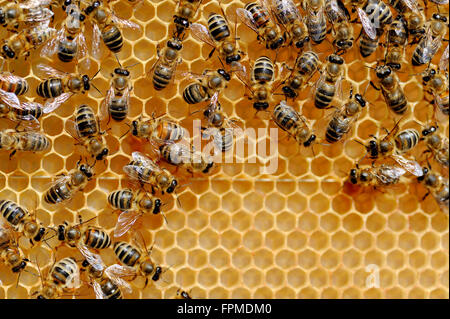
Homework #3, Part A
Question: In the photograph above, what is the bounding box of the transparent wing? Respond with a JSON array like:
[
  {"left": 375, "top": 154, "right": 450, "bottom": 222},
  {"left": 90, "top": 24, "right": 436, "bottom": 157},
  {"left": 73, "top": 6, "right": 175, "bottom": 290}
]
[
  {"left": 429, "top": 0, "right": 449, "bottom": 3},
  {"left": 236, "top": 8, "right": 259, "bottom": 33},
  {"left": 378, "top": 165, "right": 406, "bottom": 179},
  {"left": 439, "top": 44, "right": 449, "bottom": 72},
  {"left": 92, "top": 23, "right": 102, "bottom": 60},
  {"left": 65, "top": 266, "right": 81, "bottom": 289},
  {"left": 77, "top": 244, "right": 104, "bottom": 272},
  {"left": 0, "top": 72, "right": 28, "bottom": 86},
  {"left": 111, "top": 14, "right": 141, "bottom": 31},
  {"left": 114, "top": 211, "right": 142, "bottom": 238},
  {"left": 75, "top": 32, "right": 88, "bottom": 61},
  {"left": 325, "top": 0, "right": 346, "bottom": 22},
  {"left": 131, "top": 151, "right": 157, "bottom": 167},
  {"left": 99, "top": 85, "right": 114, "bottom": 121},
  {"left": 92, "top": 280, "right": 105, "bottom": 299},
  {"left": 40, "top": 28, "right": 63, "bottom": 58},
  {"left": 15, "top": 115, "right": 41, "bottom": 131},
  {"left": 421, "top": 35, "right": 443, "bottom": 64},
  {"left": 190, "top": 23, "right": 216, "bottom": 47},
  {"left": 36, "top": 63, "right": 68, "bottom": 79},
  {"left": 357, "top": 8, "right": 377, "bottom": 40},
  {"left": 43, "top": 93, "right": 73, "bottom": 113},
  {"left": 233, "top": 63, "right": 252, "bottom": 88},
  {"left": 391, "top": 154, "right": 423, "bottom": 176},
  {"left": 65, "top": 118, "right": 81, "bottom": 140},
  {"left": 0, "top": 89, "right": 21, "bottom": 109},
  {"left": 105, "top": 264, "right": 134, "bottom": 293}
]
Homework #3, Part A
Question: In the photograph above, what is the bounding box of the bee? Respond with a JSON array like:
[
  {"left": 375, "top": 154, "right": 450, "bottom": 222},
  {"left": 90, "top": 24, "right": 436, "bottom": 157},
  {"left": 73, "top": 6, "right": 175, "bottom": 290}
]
[
  {"left": 41, "top": 3, "right": 88, "bottom": 64},
  {"left": 0, "top": 199, "right": 48, "bottom": 245},
  {"left": 357, "top": 120, "right": 423, "bottom": 176},
  {"left": 314, "top": 54, "right": 345, "bottom": 109},
  {"left": 387, "top": 0, "right": 425, "bottom": 40},
  {"left": 1, "top": 23, "right": 56, "bottom": 59},
  {"left": 83, "top": 0, "right": 141, "bottom": 57},
  {"left": 190, "top": 9, "right": 243, "bottom": 64},
  {"left": 159, "top": 143, "right": 215, "bottom": 174},
  {"left": 123, "top": 151, "right": 178, "bottom": 194},
  {"left": 421, "top": 124, "right": 449, "bottom": 168},
  {"left": 235, "top": 56, "right": 279, "bottom": 111},
  {"left": 359, "top": 32, "right": 379, "bottom": 58},
  {"left": 348, "top": 163, "right": 406, "bottom": 187},
  {"left": 0, "top": 129, "right": 51, "bottom": 158},
  {"left": 35, "top": 64, "right": 100, "bottom": 113},
  {"left": 281, "top": 50, "right": 320, "bottom": 99},
  {"left": 0, "top": 90, "right": 44, "bottom": 126},
  {"left": 44, "top": 160, "right": 94, "bottom": 204},
  {"left": 325, "top": 87, "right": 367, "bottom": 143},
  {"left": 150, "top": 37, "right": 183, "bottom": 91},
  {"left": 129, "top": 115, "right": 186, "bottom": 147},
  {"left": 176, "top": 288, "right": 192, "bottom": 299},
  {"left": 100, "top": 59, "right": 133, "bottom": 122},
  {"left": 32, "top": 257, "right": 80, "bottom": 299},
  {"left": 66, "top": 104, "right": 109, "bottom": 161},
  {"left": 0, "top": 72, "right": 29, "bottom": 96},
  {"left": 302, "top": 0, "right": 327, "bottom": 44},
  {"left": 173, "top": 0, "right": 202, "bottom": 38},
  {"left": 370, "top": 64, "right": 408, "bottom": 115},
  {"left": 268, "top": 0, "right": 309, "bottom": 49},
  {"left": 422, "top": 64, "right": 449, "bottom": 116},
  {"left": 0, "top": 224, "right": 29, "bottom": 275},
  {"left": 384, "top": 15, "right": 408, "bottom": 70},
  {"left": 272, "top": 101, "right": 316, "bottom": 147},
  {"left": 324, "top": 0, "right": 354, "bottom": 53},
  {"left": 113, "top": 240, "right": 168, "bottom": 287},
  {"left": 412, "top": 13, "right": 448, "bottom": 66},
  {"left": 182, "top": 69, "right": 231, "bottom": 105},
  {"left": 417, "top": 166, "right": 449, "bottom": 214},
  {"left": 236, "top": 1, "right": 285, "bottom": 50},
  {"left": 108, "top": 189, "right": 164, "bottom": 237},
  {"left": 0, "top": 0, "right": 53, "bottom": 31},
  {"left": 81, "top": 253, "right": 132, "bottom": 299}
]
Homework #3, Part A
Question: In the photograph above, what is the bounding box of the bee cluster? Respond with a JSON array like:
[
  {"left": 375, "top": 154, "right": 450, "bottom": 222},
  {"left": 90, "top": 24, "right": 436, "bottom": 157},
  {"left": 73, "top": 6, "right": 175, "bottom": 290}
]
[{"left": 0, "top": 0, "right": 448, "bottom": 299}]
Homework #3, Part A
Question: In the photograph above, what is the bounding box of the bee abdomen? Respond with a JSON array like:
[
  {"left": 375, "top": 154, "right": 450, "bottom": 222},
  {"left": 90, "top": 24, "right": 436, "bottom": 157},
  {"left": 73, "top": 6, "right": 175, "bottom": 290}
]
[
  {"left": 183, "top": 83, "right": 206, "bottom": 104},
  {"left": 156, "top": 121, "right": 184, "bottom": 142},
  {"left": 245, "top": 2, "right": 269, "bottom": 28},
  {"left": 109, "top": 98, "right": 128, "bottom": 121},
  {"left": 108, "top": 190, "right": 133, "bottom": 210},
  {"left": 20, "top": 132, "right": 50, "bottom": 152},
  {"left": 208, "top": 14, "right": 230, "bottom": 41},
  {"left": 326, "top": 118, "right": 348, "bottom": 143},
  {"left": 51, "top": 257, "right": 78, "bottom": 286},
  {"left": 0, "top": 79, "right": 29, "bottom": 96},
  {"left": 315, "top": 82, "right": 335, "bottom": 109},
  {"left": 76, "top": 105, "right": 97, "bottom": 137},
  {"left": 153, "top": 65, "right": 173, "bottom": 90},
  {"left": 114, "top": 242, "right": 141, "bottom": 267},
  {"left": 359, "top": 34, "right": 378, "bottom": 57},
  {"left": 0, "top": 200, "right": 26, "bottom": 227},
  {"left": 252, "top": 56, "right": 274, "bottom": 83},
  {"left": 102, "top": 24, "right": 123, "bottom": 53},
  {"left": 57, "top": 40, "right": 77, "bottom": 62},
  {"left": 37, "top": 78, "right": 63, "bottom": 98},
  {"left": 84, "top": 228, "right": 111, "bottom": 249},
  {"left": 395, "top": 129, "right": 420, "bottom": 152},
  {"left": 383, "top": 90, "right": 407, "bottom": 114},
  {"left": 44, "top": 182, "right": 71, "bottom": 204}
]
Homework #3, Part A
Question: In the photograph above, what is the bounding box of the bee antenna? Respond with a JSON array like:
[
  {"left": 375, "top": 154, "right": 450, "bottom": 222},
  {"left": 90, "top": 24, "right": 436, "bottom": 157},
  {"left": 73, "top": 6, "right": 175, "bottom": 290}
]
[
  {"left": 91, "top": 68, "right": 101, "bottom": 80},
  {"left": 364, "top": 65, "right": 376, "bottom": 70},
  {"left": 24, "top": 269, "right": 40, "bottom": 277},
  {"left": 161, "top": 211, "right": 169, "bottom": 225},
  {"left": 124, "top": 62, "right": 140, "bottom": 69},
  {"left": 114, "top": 53, "right": 122, "bottom": 68},
  {"left": 77, "top": 215, "right": 97, "bottom": 227},
  {"left": 91, "top": 83, "right": 103, "bottom": 96}
]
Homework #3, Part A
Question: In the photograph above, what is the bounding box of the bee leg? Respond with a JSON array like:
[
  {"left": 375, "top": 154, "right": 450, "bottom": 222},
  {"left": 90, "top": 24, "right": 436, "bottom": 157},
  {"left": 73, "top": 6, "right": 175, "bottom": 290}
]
[
  {"left": 9, "top": 150, "right": 17, "bottom": 159},
  {"left": 422, "top": 191, "right": 430, "bottom": 201},
  {"left": 207, "top": 48, "right": 216, "bottom": 60},
  {"left": 369, "top": 81, "right": 380, "bottom": 91}
]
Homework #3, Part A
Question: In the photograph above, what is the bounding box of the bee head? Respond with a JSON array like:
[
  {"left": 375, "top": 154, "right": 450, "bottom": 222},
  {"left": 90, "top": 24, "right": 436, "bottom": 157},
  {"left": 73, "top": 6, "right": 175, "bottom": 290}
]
[
  {"left": 376, "top": 66, "right": 391, "bottom": 79},
  {"left": 355, "top": 94, "right": 366, "bottom": 107},
  {"left": 328, "top": 54, "right": 344, "bottom": 65},
  {"left": 33, "top": 227, "right": 46, "bottom": 242},
  {"left": 253, "top": 102, "right": 269, "bottom": 111},
  {"left": 2, "top": 45, "right": 15, "bottom": 58},
  {"left": 226, "top": 54, "right": 241, "bottom": 64},
  {"left": 153, "top": 199, "right": 162, "bottom": 214},
  {"left": 422, "top": 125, "right": 437, "bottom": 136},
  {"left": 303, "top": 134, "right": 316, "bottom": 147},
  {"left": 218, "top": 69, "right": 231, "bottom": 81},
  {"left": 57, "top": 225, "right": 66, "bottom": 241},
  {"left": 167, "top": 39, "right": 183, "bottom": 50},
  {"left": 270, "top": 36, "right": 284, "bottom": 50},
  {"left": 295, "top": 36, "right": 309, "bottom": 48},
  {"left": 96, "top": 148, "right": 109, "bottom": 161},
  {"left": 360, "top": 170, "right": 370, "bottom": 182},
  {"left": 12, "top": 260, "right": 27, "bottom": 273},
  {"left": 166, "top": 179, "right": 178, "bottom": 194},
  {"left": 422, "top": 68, "right": 436, "bottom": 82},
  {"left": 79, "top": 164, "right": 93, "bottom": 178},
  {"left": 174, "top": 16, "right": 189, "bottom": 28},
  {"left": 282, "top": 86, "right": 296, "bottom": 98},
  {"left": 433, "top": 13, "right": 447, "bottom": 22},
  {"left": 131, "top": 120, "right": 139, "bottom": 136},
  {"left": 66, "top": 226, "right": 81, "bottom": 242},
  {"left": 82, "top": 75, "right": 90, "bottom": 91},
  {"left": 141, "top": 260, "right": 154, "bottom": 276},
  {"left": 203, "top": 161, "right": 214, "bottom": 174},
  {"left": 349, "top": 169, "right": 358, "bottom": 184},
  {"left": 114, "top": 68, "right": 130, "bottom": 77},
  {"left": 152, "top": 266, "right": 163, "bottom": 281}
]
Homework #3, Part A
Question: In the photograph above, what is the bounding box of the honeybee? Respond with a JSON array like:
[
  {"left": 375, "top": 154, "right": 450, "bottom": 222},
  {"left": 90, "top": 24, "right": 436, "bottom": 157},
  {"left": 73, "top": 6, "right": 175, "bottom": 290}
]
[
  {"left": 387, "top": 0, "right": 425, "bottom": 41},
  {"left": 81, "top": 253, "right": 132, "bottom": 299},
  {"left": 0, "top": 0, "right": 53, "bottom": 31},
  {"left": 0, "top": 199, "right": 48, "bottom": 245},
  {"left": 1, "top": 23, "right": 56, "bottom": 59},
  {"left": 348, "top": 163, "right": 406, "bottom": 187},
  {"left": 370, "top": 64, "right": 408, "bottom": 115},
  {"left": 32, "top": 257, "right": 80, "bottom": 299},
  {"left": 123, "top": 151, "right": 178, "bottom": 194},
  {"left": 412, "top": 13, "right": 448, "bottom": 66},
  {"left": 0, "top": 71, "right": 29, "bottom": 96},
  {"left": 267, "top": 0, "right": 309, "bottom": 49},
  {"left": 100, "top": 59, "right": 133, "bottom": 122},
  {"left": 421, "top": 124, "right": 449, "bottom": 168},
  {"left": 417, "top": 166, "right": 449, "bottom": 214},
  {"left": 35, "top": 64, "right": 100, "bottom": 113},
  {"left": 176, "top": 288, "right": 192, "bottom": 299},
  {"left": 0, "top": 91, "right": 44, "bottom": 127},
  {"left": 160, "top": 143, "right": 215, "bottom": 174},
  {"left": 236, "top": 1, "right": 285, "bottom": 50},
  {"left": 150, "top": 37, "right": 183, "bottom": 91},
  {"left": 66, "top": 104, "right": 109, "bottom": 161},
  {"left": 182, "top": 69, "right": 231, "bottom": 105},
  {"left": 272, "top": 101, "right": 316, "bottom": 147},
  {"left": 357, "top": 121, "right": 423, "bottom": 176},
  {"left": 44, "top": 160, "right": 94, "bottom": 204},
  {"left": 281, "top": 50, "right": 320, "bottom": 99},
  {"left": 302, "top": 0, "right": 327, "bottom": 44},
  {"left": 108, "top": 189, "right": 164, "bottom": 238},
  {"left": 422, "top": 64, "right": 449, "bottom": 116},
  {"left": 384, "top": 15, "right": 408, "bottom": 70},
  {"left": 41, "top": 3, "right": 88, "bottom": 64},
  {"left": 83, "top": 0, "right": 141, "bottom": 57},
  {"left": 0, "top": 129, "right": 50, "bottom": 157},
  {"left": 0, "top": 223, "right": 29, "bottom": 275},
  {"left": 173, "top": 0, "right": 202, "bottom": 38},
  {"left": 190, "top": 9, "right": 243, "bottom": 64},
  {"left": 325, "top": 87, "right": 367, "bottom": 143},
  {"left": 314, "top": 54, "right": 345, "bottom": 109},
  {"left": 359, "top": 32, "right": 379, "bottom": 58},
  {"left": 324, "top": 0, "right": 354, "bottom": 53}
]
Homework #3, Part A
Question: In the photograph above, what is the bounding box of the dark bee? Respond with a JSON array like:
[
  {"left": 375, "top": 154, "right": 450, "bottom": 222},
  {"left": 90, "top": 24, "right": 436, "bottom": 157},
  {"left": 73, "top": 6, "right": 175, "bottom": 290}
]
[
  {"left": 303, "top": 0, "right": 327, "bottom": 44},
  {"left": 173, "top": 0, "right": 202, "bottom": 38},
  {"left": 151, "top": 37, "right": 183, "bottom": 91},
  {"left": 182, "top": 69, "right": 231, "bottom": 105},
  {"left": 0, "top": 72, "right": 29, "bottom": 96},
  {"left": 417, "top": 166, "right": 449, "bottom": 214},
  {"left": 349, "top": 163, "right": 406, "bottom": 187},
  {"left": 282, "top": 50, "right": 320, "bottom": 99},
  {"left": 0, "top": 129, "right": 50, "bottom": 158},
  {"left": 421, "top": 124, "right": 449, "bottom": 168},
  {"left": 160, "top": 143, "right": 214, "bottom": 174},
  {"left": 314, "top": 54, "right": 345, "bottom": 109},
  {"left": 0, "top": 225, "right": 29, "bottom": 275},
  {"left": 385, "top": 15, "right": 408, "bottom": 70},
  {"left": 422, "top": 65, "right": 449, "bottom": 116}
]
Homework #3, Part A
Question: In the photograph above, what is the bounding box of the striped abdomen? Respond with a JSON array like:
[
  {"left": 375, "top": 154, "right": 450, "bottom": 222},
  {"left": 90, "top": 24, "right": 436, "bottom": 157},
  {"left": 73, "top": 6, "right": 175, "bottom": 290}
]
[
  {"left": 109, "top": 97, "right": 128, "bottom": 121},
  {"left": 101, "top": 280, "right": 123, "bottom": 299},
  {"left": 297, "top": 51, "right": 320, "bottom": 75},
  {"left": 306, "top": 11, "right": 326, "bottom": 44},
  {"left": 359, "top": 34, "right": 378, "bottom": 57},
  {"left": 44, "top": 181, "right": 72, "bottom": 204},
  {"left": 114, "top": 241, "right": 141, "bottom": 267},
  {"left": 36, "top": 78, "right": 64, "bottom": 98},
  {"left": 325, "top": 115, "right": 351, "bottom": 143},
  {"left": 0, "top": 200, "right": 27, "bottom": 227},
  {"left": 183, "top": 83, "right": 207, "bottom": 104},
  {"left": 101, "top": 24, "right": 123, "bottom": 53},
  {"left": 273, "top": 103, "right": 300, "bottom": 135},
  {"left": 213, "top": 129, "right": 233, "bottom": 152},
  {"left": 153, "top": 64, "right": 174, "bottom": 90},
  {"left": 13, "top": 104, "right": 43, "bottom": 120},
  {"left": 315, "top": 82, "right": 336, "bottom": 109},
  {"left": 0, "top": 78, "right": 29, "bottom": 96},
  {"left": 127, "top": 161, "right": 154, "bottom": 183},
  {"left": 382, "top": 88, "right": 407, "bottom": 114},
  {"left": 50, "top": 257, "right": 79, "bottom": 287},
  {"left": 108, "top": 189, "right": 134, "bottom": 210},
  {"left": 252, "top": 56, "right": 274, "bottom": 83},
  {"left": 155, "top": 121, "right": 184, "bottom": 142},
  {"left": 208, "top": 14, "right": 230, "bottom": 42},
  {"left": 19, "top": 132, "right": 50, "bottom": 152},
  {"left": 412, "top": 37, "right": 430, "bottom": 66},
  {"left": 395, "top": 129, "right": 420, "bottom": 153},
  {"left": 245, "top": 2, "right": 270, "bottom": 28},
  {"left": 364, "top": 0, "right": 392, "bottom": 28},
  {"left": 58, "top": 39, "right": 77, "bottom": 62},
  {"left": 83, "top": 227, "right": 111, "bottom": 250},
  {"left": 75, "top": 105, "right": 98, "bottom": 137}
]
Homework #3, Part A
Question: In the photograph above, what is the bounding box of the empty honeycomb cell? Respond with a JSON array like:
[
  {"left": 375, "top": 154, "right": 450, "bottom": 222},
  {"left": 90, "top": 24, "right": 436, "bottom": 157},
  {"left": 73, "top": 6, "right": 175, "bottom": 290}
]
[
  {"left": 399, "top": 194, "right": 420, "bottom": 213},
  {"left": 287, "top": 193, "right": 307, "bottom": 212},
  {"left": 264, "top": 193, "right": 285, "bottom": 212},
  {"left": 266, "top": 268, "right": 285, "bottom": 288},
  {"left": 254, "top": 211, "right": 274, "bottom": 231},
  {"left": 297, "top": 249, "right": 318, "bottom": 270},
  {"left": 388, "top": 213, "right": 407, "bottom": 232},
  {"left": 221, "top": 229, "right": 241, "bottom": 250},
  {"left": 430, "top": 288, "right": 448, "bottom": 299},
  {"left": 320, "top": 213, "right": 340, "bottom": 232},
  {"left": 343, "top": 213, "right": 363, "bottom": 233},
  {"left": 320, "top": 249, "right": 339, "bottom": 269},
  {"left": 188, "top": 249, "right": 207, "bottom": 269},
  {"left": 431, "top": 214, "right": 449, "bottom": 233},
  {"left": 287, "top": 231, "right": 307, "bottom": 251},
  {"left": 176, "top": 229, "right": 198, "bottom": 250},
  {"left": 254, "top": 249, "right": 274, "bottom": 270},
  {"left": 298, "top": 212, "right": 318, "bottom": 232},
  {"left": 354, "top": 193, "right": 375, "bottom": 213},
  {"left": 431, "top": 251, "right": 448, "bottom": 270},
  {"left": 230, "top": 211, "right": 250, "bottom": 232},
  {"left": 409, "top": 213, "right": 429, "bottom": 232},
  {"left": 409, "top": 250, "right": 427, "bottom": 269},
  {"left": 420, "top": 269, "right": 437, "bottom": 288},
  {"left": 187, "top": 210, "right": 209, "bottom": 231},
  {"left": 309, "top": 231, "right": 330, "bottom": 251},
  {"left": 376, "top": 231, "right": 396, "bottom": 250},
  {"left": 374, "top": 194, "right": 397, "bottom": 213},
  {"left": 310, "top": 194, "right": 330, "bottom": 213},
  {"left": 385, "top": 287, "right": 405, "bottom": 299},
  {"left": 298, "top": 287, "right": 319, "bottom": 299},
  {"left": 254, "top": 287, "right": 274, "bottom": 299},
  {"left": 275, "top": 212, "right": 296, "bottom": 232},
  {"left": 441, "top": 270, "right": 449, "bottom": 287},
  {"left": 232, "top": 288, "right": 251, "bottom": 299},
  {"left": 354, "top": 231, "right": 373, "bottom": 251},
  {"left": 331, "top": 194, "right": 352, "bottom": 214},
  {"left": 387, "top": 250, "right": 405, "bottom": 270},
  {"left": 275, "top": 250, "right": 296, "bottom": 269},
  {"left": 408, "top": 287, "right": 427, "bottom": 299},
  {"left": 209, "top": 248, "right": 230, "bottom": 269},
  {"left": 265, "top": 230, "right": 284, "bottom": 251},
  {"left": 7, "top": 173, "right": 29, "bottom": 192}
]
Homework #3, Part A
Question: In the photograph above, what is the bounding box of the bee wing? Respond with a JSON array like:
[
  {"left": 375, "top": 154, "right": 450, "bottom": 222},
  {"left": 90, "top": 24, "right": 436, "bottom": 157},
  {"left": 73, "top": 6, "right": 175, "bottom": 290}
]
[
  {"left": 65, "top": 118, "right": 81, "bottom": 140},
  {"left": 325, "top": 0, "right": 346, "bottom": 22},
  {"left": 391, "top": 154, "right": 423, "bottom": 177},
  {"left": 105, "top": 264, "right": 135, "bottom": 293},
  {"left": 131, "top": 151, "right": 154, "bottom": 165},
  {"left": 75, "top": 32, "right": 89, "bottom": 62},
  {"left": 233, "top": 62, "right": 252, "bottom": 88},
  {"left": 439, "top": 44, "right": 449, "bottom": 72},
  {"left": 0, "top": 89, "right": 22, "bottom": 110},
  {"left": 65, "top": 266, "right": 81, "bottom": 289},
  {"left": 113, "top": 210, "right": 142, "bottom": 238},
  {"left": 401, "top": 0, "right": 420, "bottom": 12},
  {"left": 92, "top": 23, "right": 102, "bottom": 60},
  {"left": 190, "top": 23, "right": 216, "bottom": 48},
  {"left": 111, "top": 14, "right": 141, "bottom": 31},
  {"left": 15, "top": 116, "right": 41, "bottom": 131},
  {"left": 335, "top": 76, "right": 343, "bottom": 101},
  {"left": 429, "top": 0, "right": 449, "bottom": 3},
  {"left": 92, "top": 281, "right": 106, "bottom": 299},
  {"left": 99, "top": 85, "right": 114, "bottom": 122},
  {"left": 0, "top": 72, "right": 27, "bottom": 86},
  {"left": 123, "top": 152, "right": 157, "bottom": 180},
  {"left": 36, "top": 63, "right": 67, "bottom": 79},
  {"left": 379, "top": 165, "right": 407, "bottom": 179},
  {"left": 357, "top": 8, "right": 377, "bottom": 40},
  {"left": 236, "top": 7, "right": 259, "bottom": 33},
  {"left": 40, "top": 28, "right": 64, "bottom": 58},
  {"left": 43, "top": 93, "right": 73, "bottom": 114},
  {"left": 77, "top": 244, "right": 105, "bottom": 272}
]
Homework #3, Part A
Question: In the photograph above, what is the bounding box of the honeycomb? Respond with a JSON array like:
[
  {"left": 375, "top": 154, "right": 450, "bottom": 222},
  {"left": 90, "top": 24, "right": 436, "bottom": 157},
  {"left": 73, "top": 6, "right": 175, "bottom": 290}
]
[{"left": 0, "top": 0, "right": 448, "bottom": 299}]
